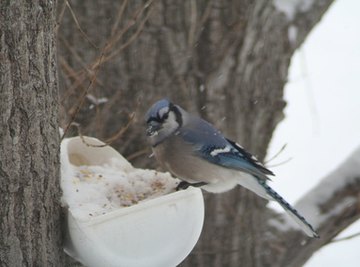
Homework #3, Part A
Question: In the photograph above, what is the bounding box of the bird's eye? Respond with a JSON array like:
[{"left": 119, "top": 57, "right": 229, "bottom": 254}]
[
  {"left": 157, "top": 106, "right": 170, "bottom": 121},
  {"left": 157, "top": 111, "right": 169, "bottom": 122}
]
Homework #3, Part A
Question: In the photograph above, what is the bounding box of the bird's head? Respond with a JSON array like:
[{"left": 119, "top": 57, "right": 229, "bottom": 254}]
[{"left": 145, "top": 99, "right": 183, "bottom": 146}]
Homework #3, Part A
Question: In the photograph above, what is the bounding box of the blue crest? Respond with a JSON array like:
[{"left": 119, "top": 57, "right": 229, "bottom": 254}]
[{"left": 145, "top": 98, "right": 171, "bottom": 122}]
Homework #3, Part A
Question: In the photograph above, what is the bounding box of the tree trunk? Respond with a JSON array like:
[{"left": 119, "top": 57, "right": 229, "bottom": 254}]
[
  {"left": 56, "top": 1, "right": 340, "bottom": 266},
  {"left": 0, "top": 1, "right": 66, "bottom": 266}
]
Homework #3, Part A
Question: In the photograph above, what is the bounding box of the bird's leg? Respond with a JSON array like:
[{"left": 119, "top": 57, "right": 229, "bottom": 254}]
[
  {"left": 176, "top": 181, "right": 190, "bottom": 191},
  {"left": 176, "top": 181, "right": 207, "bottom": 191}
]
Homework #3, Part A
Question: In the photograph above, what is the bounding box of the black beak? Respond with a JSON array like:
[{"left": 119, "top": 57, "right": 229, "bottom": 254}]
[{"left": 146, "top": 121, "right": 162, "bottom": 136}]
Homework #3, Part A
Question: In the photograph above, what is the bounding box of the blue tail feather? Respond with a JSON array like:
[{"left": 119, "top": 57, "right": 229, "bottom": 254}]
[{"left": 257, "top": 178, "right": 319, "bottom": 238}]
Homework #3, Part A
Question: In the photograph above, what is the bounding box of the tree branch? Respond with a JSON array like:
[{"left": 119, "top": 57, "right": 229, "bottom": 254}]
[
  {"left": 331, "top": 231, "right": 360, "bottom": 244},
  {"left": 272, "top": 147, "right": 360, "bottom": 266},
  {"left": 273, "top": 0, "right": 336, "bottom": 49}
]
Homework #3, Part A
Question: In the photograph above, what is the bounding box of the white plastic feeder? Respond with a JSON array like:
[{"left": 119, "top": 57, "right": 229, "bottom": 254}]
[{"left": 61, "top": 137, "right": 204, "bottom": 267}]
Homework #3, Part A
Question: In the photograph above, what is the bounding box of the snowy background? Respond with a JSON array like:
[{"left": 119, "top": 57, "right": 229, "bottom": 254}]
[{"left": 268, "top": 0, "right": 360, "bottom": 266}]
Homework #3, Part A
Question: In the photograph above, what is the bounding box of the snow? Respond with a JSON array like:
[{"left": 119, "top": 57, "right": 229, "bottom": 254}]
[
  {"left": 268, "top": 147, "right": 360, "bottom": 233},
  {"left": 61, "top": 138, "right": 179, "bottom": 221},
  {"left": 288, "top": 25, "right": 298, "bottom": 45},
  {"left": 295, "top": 147, "right": 360, "bottom": 227},
  {"left": 273, "top": 0, "right": 315, "bottom": 20},
  {"left": 59, "top": 127, "right": 64, "bottom": 137},
  {"left": 268, "top": 215, "right": 297, "bottom": 233},
  {"left": 267, "top": 0, "right": 360, "bottom": 263}
]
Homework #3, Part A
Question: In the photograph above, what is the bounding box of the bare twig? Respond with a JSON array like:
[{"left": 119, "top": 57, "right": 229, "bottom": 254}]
[
  {"left": 60, "top": 1, "right": 151, "bottom": 144},
  {"left": 59, "top": 35, "right": 91, "bottom": 73},
  {"left": 127, "top": 148, "right": 150, "bottom": 161},
  {"left": 65, "top": 0, "right": 99, "bottom": 49},
  {"left": 110, "top": 0, "right": 129, "bottom": 37},
  {"left": 330, "top": 231, "right": 360, "bottom": 243},
  {"left": 102, "top": 112, "right": 136, "bottom": 145},
  {"left": 73, "top": 111, "right": 136, "bottom": 148},
  {"left": 58, "top": 57, "right": 86, "bottom": 100},
  {"left": 61, "top": 0, "right": 153, "bottom": 90},
  {"left": 265, "top": 144, "right": 293, "bottom": 168},
  {"left": 56, "top": 0, "right": 67, "bottom": 33},
  {"left": 104, "top": 9, "right": 153, "bottom": 62},
  {"left": 266, "top": 157, "right": 293, "bottom": 168},
  {"left": 103, "top": 0, "right": 153, "bottom": 54},
  {"left": 265, "top": 143, "right": 288, "bottom": 164},
  {"left": 61, "top": 50, "right": 105, "bottom": 140},
  {"left": 188, "top": 0, "right": 198, "bottom": 48}
]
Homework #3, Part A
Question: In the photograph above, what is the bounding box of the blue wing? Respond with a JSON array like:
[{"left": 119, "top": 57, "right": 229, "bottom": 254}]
[{"left": 179, "top": 116, "right": 273, "bottom": 179}]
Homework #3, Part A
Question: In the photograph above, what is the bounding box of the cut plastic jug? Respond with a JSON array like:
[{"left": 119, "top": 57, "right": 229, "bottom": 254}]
[{"left": 61, "top": 136, "right": 204, "bottom": 267}]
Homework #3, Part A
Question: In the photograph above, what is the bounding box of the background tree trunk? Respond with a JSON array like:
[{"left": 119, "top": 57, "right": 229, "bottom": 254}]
[
  {"left": 0, "top": 1, "right": 68, "bottom": 266},
  {"left": 56, "top": 1, "right": 340, "bottom": 266}
]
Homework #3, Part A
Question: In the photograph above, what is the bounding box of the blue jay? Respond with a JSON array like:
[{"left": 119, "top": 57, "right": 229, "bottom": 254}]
[{"left": 145, "top": 99, "right": 319, "bottom": 238}]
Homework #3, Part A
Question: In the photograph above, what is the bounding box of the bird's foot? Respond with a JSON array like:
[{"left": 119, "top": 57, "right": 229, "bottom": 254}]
[{"left": 176, "top": 181, "right": 207, "bottom": 191}]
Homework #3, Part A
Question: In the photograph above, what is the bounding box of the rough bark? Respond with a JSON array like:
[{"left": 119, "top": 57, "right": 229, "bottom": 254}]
[
  {"left": 56, "top": 0, "right": 346, "bottom": 266},
  {"left": 0, "top": 1, "right": 66, "bottom": 266}
]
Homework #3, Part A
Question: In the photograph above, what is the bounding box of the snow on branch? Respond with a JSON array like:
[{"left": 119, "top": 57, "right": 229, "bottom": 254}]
[
  {"left": 296, "top": 146, "right": 360, "bottom": 229},
  {"left": 273, "top": 0, "right": 315, "bottom": 20},
  {"left": 272, "top": 0, "right": 334, "bottom": 49},
  {"left": 268, "top": 147, "right": 360, "bottom": 236},
  {"left": 268, "top": 147, "right": 360, "bottom": 267}
]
